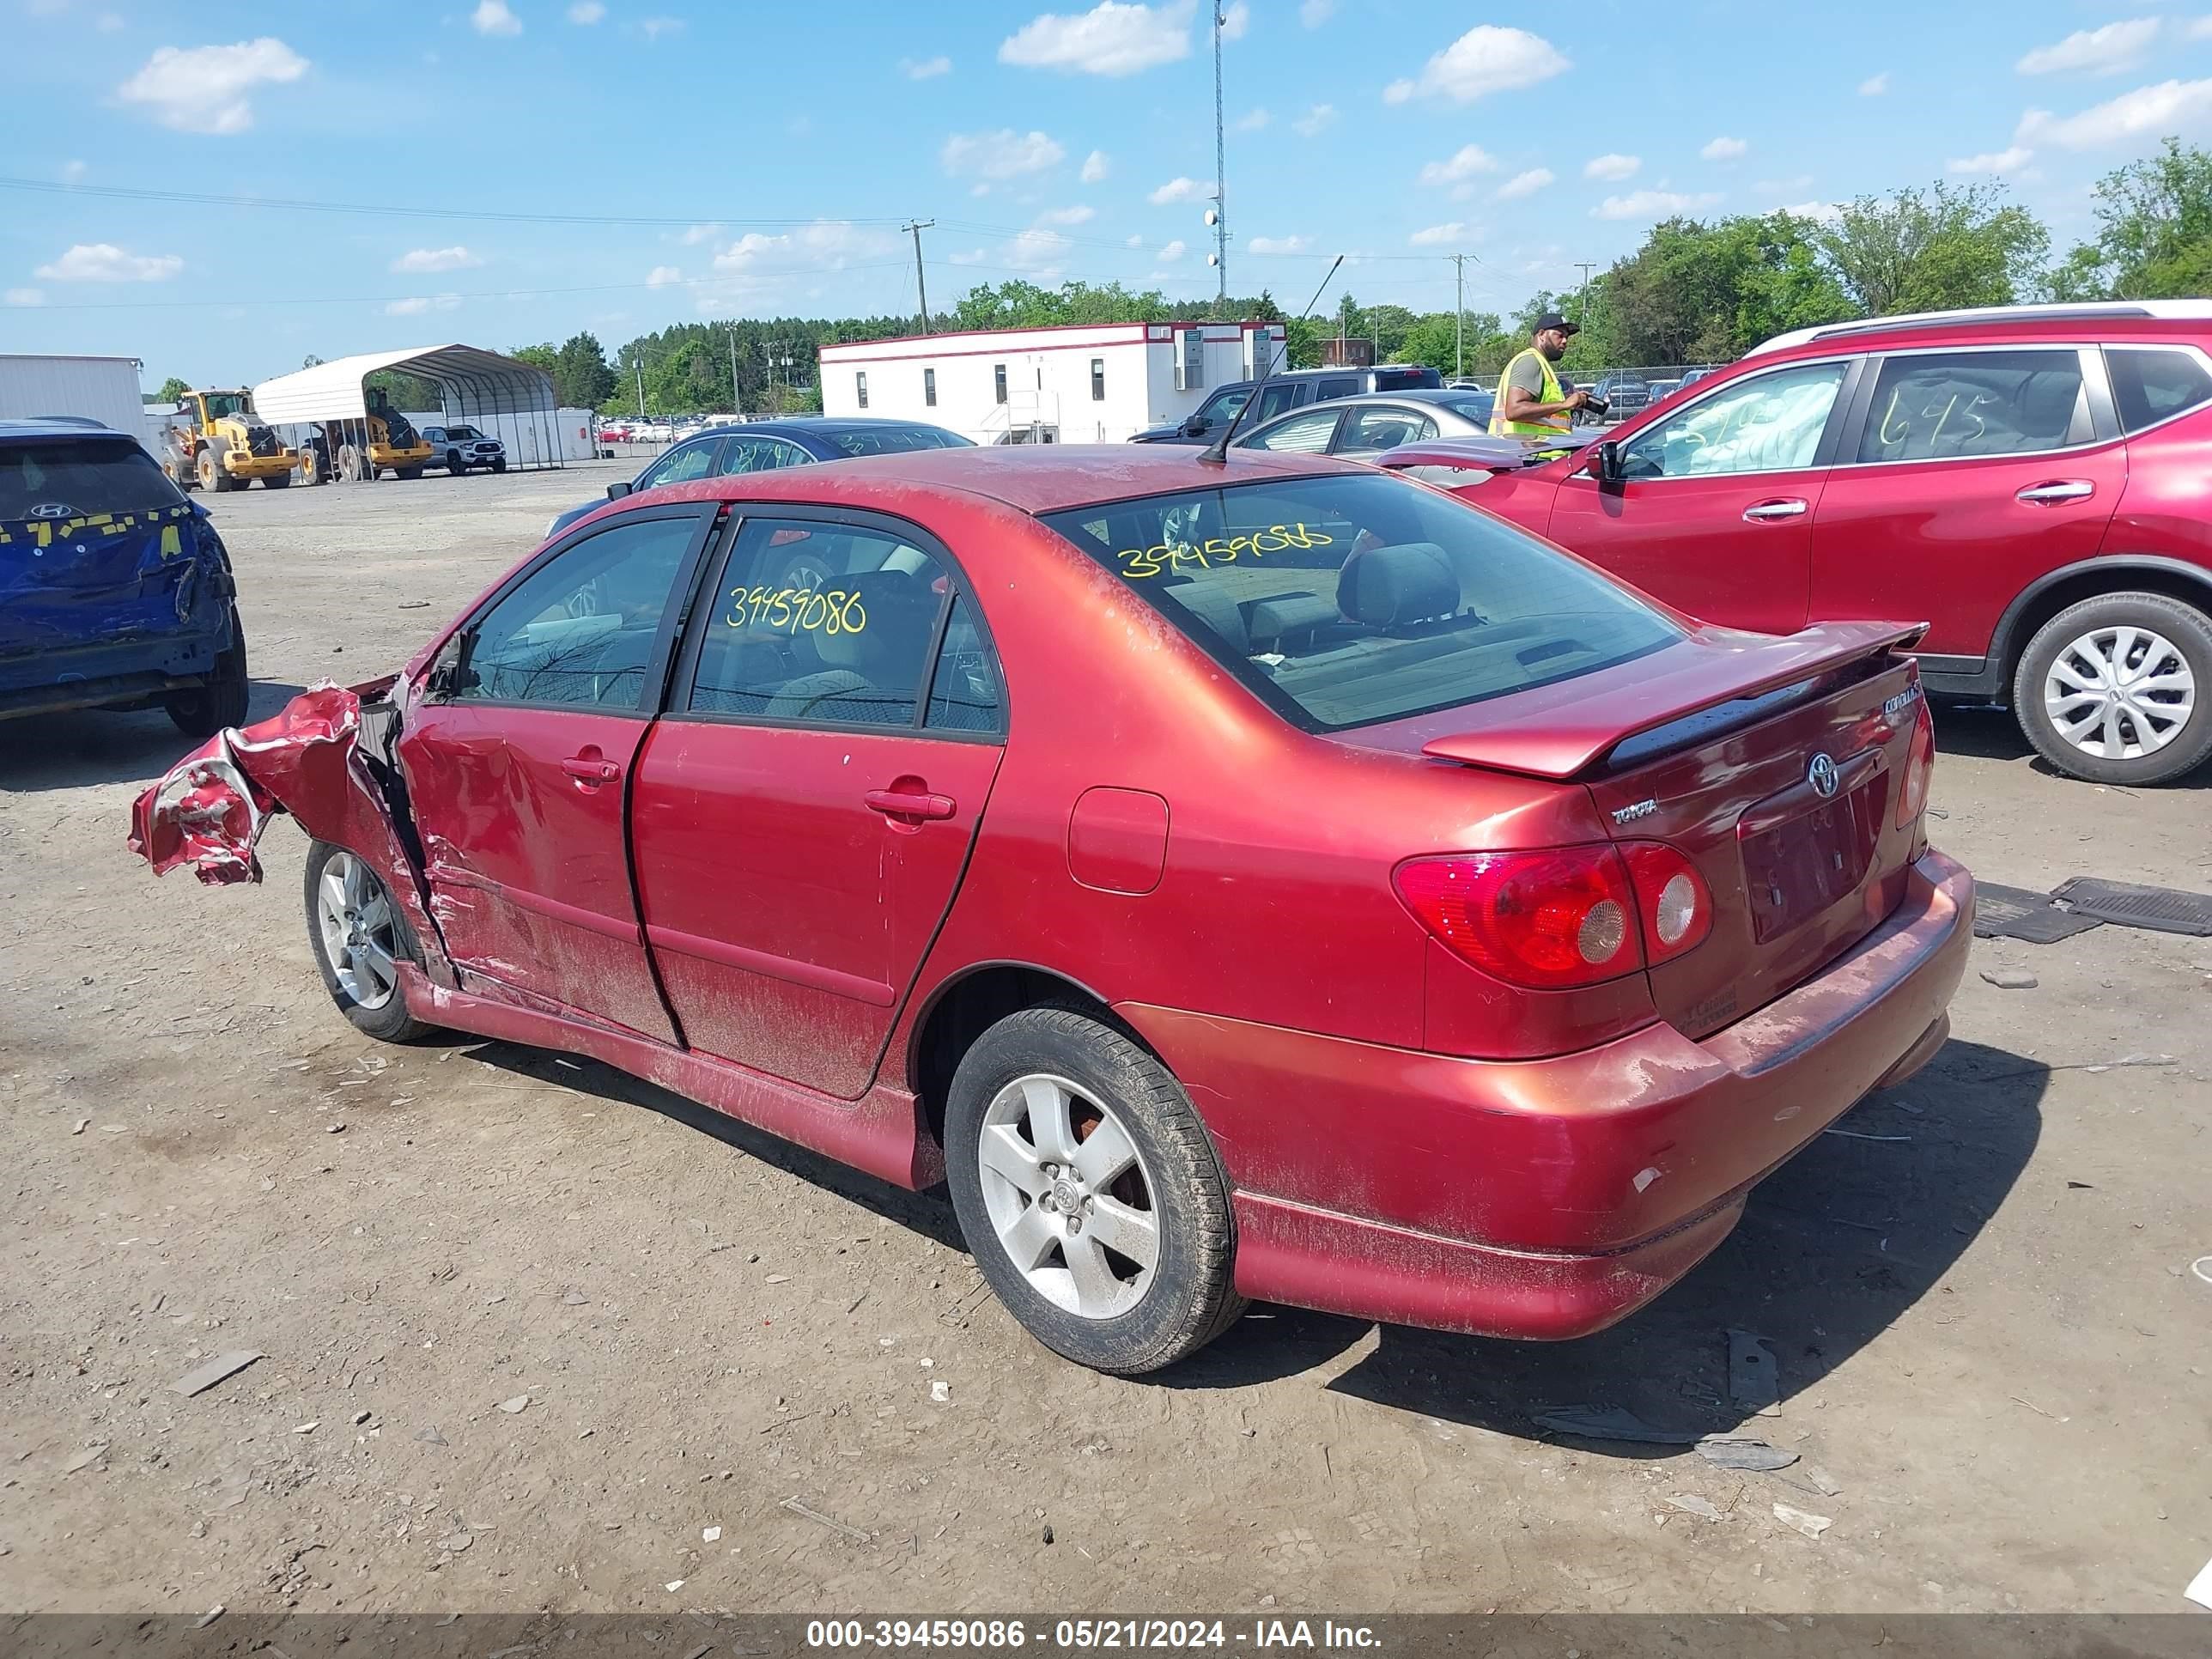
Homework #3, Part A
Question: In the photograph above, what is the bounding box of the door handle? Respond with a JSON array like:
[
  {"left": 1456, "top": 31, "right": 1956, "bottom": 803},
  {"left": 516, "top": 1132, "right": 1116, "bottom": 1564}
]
[
  {"left": 561, "top": 754, "right": 622, "bottom": 784},
  {"left": 865, "top": 788, "right": 956, "bottom": 821},
  {"left": 1741, "top": 498, "right": 1808, "bottom": 522},
  {"left": 2016, "top": 479, "right": 2095, "bottom": 505}
]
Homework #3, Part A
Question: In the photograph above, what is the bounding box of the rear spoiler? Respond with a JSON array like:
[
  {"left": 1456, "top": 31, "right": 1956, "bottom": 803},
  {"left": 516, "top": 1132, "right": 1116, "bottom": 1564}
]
[{"left": 1419, "top": 621, "right": 1928, "bottom": 781}]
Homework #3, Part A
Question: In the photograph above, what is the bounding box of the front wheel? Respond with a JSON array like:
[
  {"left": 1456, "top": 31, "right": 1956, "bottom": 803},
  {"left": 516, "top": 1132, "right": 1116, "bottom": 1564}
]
[
  {"left": 491, "top": 459, "right": 507, "bottom": 473},
  {"left": 303, "top": 841, "right": 435, "bottom": 1042},
  {"left": 2013, "top": 591, "right": 2212, "bottom": 785},
  {"left": 263, "top": 470, "right": 290, "bottom": 489},
  {"left": 943, "top": 1007, "right": 1244, "bottom": 1375}
]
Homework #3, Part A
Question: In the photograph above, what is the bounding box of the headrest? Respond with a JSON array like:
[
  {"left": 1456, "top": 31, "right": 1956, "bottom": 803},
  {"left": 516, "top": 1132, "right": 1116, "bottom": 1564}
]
[
  {"left": 1336, "top": 542, "right": 1458, "bottom": 626},
  {"left": 816, "top": 569, "right": 939, "bottom": 671}
]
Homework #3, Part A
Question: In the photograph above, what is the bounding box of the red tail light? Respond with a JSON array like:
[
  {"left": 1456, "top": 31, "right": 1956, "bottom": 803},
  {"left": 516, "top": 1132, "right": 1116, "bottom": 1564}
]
[
  {"left": 1896, "top": 696, "right": 1936, "bottom": 828},
  {"left": 1620, "top": 842, "right": 1714, "bottom": 963},
  {"left": 1395, "top": 847, "right": 1644, "bottom": 989}
]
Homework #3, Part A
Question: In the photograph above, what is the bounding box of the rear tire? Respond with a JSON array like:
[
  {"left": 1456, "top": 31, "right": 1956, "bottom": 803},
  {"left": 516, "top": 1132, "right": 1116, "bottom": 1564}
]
[
  {"left": 398, "top": 466, "right": 424, "bottom": 481},
  {"left": 943, "top": 1006, "right": 1245, "bottom": 1375},
  {"left": 164, "top": 608, "right": 250, "bottom": 740},
  {"left": 2013, "top": 591, "right": 2212, "bottom": 785},
  {"left": 302, "top": 841, "right": 435, "bottom": 1042},
  {"left": 264, "top": 470, "right": 290, "bottom": 489}
]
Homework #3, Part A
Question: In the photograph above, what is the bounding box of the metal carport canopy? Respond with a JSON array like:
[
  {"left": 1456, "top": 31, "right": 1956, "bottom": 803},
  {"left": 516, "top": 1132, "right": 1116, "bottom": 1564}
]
[{"left": 252, "top": 344, "right": 554, "bottom": 423}]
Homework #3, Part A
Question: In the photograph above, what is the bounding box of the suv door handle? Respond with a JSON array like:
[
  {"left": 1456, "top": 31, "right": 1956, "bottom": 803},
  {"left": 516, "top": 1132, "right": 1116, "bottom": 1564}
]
[
  {"left": 561, "top": 754, "right": 622, "bottom": 785},
  {"left": 1741, "top": 498, "right": 1808, "bottom": 522},
  {"left": 865, "top": 788, "right": 956, "bottom": 821},
  {"left": 2016, "top": 479, "right": 2095, "bottom": 505}
]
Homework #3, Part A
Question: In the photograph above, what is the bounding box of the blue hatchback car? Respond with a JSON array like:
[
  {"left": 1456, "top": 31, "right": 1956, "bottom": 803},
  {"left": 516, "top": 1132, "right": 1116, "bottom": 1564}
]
[
  {"left": 0, "top": 419, "right": 248, "bottom": 739},
  {"left": 547, "top": 416, "right": 974, "bottom": 538}
]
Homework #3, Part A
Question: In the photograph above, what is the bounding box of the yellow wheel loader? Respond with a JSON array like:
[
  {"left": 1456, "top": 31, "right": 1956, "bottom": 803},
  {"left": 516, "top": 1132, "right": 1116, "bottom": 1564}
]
[
  {"left": 294, "top": 387, "right": 435, "bottom": 484},
  {"left": 164, "top": 389, "right": 297, "bottom": 492}
]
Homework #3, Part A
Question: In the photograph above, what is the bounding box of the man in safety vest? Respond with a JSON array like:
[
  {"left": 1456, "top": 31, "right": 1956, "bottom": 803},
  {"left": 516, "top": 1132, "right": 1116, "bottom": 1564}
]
[{"left": 1489, "top": 312, "right": 1592, "bottom": 437}]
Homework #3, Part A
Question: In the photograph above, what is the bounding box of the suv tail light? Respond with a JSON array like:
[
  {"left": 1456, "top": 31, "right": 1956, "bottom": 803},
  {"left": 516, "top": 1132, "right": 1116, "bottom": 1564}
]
[
  {"left": 1620, "top": 842, "right": 1714, "bottom": 964},
  {"left": 1896, "top": 696, "right": 1936, "bottom": 829},
  {"left": 1395, "top": 847, "right": 1644, "bottom": 989}
]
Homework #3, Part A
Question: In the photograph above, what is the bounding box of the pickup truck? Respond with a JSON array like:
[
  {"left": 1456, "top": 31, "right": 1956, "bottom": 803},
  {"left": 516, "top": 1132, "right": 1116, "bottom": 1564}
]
[{"left": 420, "top": 425, "right": 507, "bottom": 476}]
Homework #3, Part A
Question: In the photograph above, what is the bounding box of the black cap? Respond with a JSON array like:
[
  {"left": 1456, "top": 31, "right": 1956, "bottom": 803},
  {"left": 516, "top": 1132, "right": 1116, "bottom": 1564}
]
[{"left": 1534, "top": 313, "right": 1580, "bottom": 335}]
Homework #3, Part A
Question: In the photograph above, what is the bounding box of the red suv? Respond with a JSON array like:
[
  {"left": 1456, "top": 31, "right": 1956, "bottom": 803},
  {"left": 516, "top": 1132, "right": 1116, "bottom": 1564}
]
[{"left": 1386, "top": 302, "right": 2212, "bottom": 785}]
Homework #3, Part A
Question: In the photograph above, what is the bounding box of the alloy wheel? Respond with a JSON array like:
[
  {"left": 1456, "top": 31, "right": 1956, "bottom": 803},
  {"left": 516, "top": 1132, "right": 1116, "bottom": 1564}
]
[
  {"left": 315, "top": 852, "right": 400, "bottom": 1010},
  {"left": 976, "top": 1073, "right": 1160, "bottom": 1320},
  {"left": 2042, "top": 624, "right": 2197, "bottom": 760}
]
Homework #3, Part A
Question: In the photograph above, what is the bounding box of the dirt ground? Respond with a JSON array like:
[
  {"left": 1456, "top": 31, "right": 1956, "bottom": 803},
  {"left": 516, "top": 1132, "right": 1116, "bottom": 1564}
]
[{"left": 3, "top": 462, "right": 2209, "bottom": 1618}]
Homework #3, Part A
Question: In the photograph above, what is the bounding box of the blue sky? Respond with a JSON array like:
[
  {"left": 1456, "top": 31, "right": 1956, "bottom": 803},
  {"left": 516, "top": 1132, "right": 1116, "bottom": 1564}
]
[{"left": 4, "top": 0, "right": 2209, "bottom": 386}]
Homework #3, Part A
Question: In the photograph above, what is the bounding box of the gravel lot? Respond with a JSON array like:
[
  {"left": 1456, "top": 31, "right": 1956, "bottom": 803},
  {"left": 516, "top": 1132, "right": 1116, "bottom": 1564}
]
[{"left": 3, "top": 461, "right": 2209, "bottom": 1616}]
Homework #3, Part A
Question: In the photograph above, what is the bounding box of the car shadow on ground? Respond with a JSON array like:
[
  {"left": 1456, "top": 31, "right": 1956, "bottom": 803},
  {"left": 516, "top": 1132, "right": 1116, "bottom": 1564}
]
[
  {"left": 0, "top": 679, "right": 311, "bottom": 793},
  {"left": 1932, "top": 700, "right": 2212, "bottom": 790},
  {"left": 1160, "top": 1037, "right": 2046, "bottom": 1451}
]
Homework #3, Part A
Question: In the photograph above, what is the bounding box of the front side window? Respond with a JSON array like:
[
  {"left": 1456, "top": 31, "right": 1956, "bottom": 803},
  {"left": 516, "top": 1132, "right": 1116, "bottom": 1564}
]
[
  {"left": 1039, "top": 474, "right": 1679, "bottom": 732},
  {"left": 994, "top": 364, "right": 1008, "bottom": 404},
  {"left": 640, "top": 438, "right": 722, "bottom": 489},
  {"left": 1091, "top": 358, "right": 1106, "bottom": 401},
  {"left": 2106, "top": 346, "right": 2212, "bottom": 434},
  {"left": 1335, "top": 405, "right": 1438, "bottom": 457},
  {"left": 453, "top": 514, "right": 698, "bottom": 710},
  {"left": 1856, "top": 349, "right": 2085, "bottom": 463},
  {"left": 856, "top": 371, "right": 869, "bottom": 410},
  {"left": 1240, "top": 406, "right": 1340, "bottom": 453},
  {"left": 1193, "top": 386, "right": 1251, "bottom": 428},
  {"left": 924, "top": 367, "right": 938, "bottom": 407},
  {"left": 688, "top": 518, "right": 954, "bottom": 728},
  {"left": 1621, "top": 361, "right": 1848, "bottom": 479}
]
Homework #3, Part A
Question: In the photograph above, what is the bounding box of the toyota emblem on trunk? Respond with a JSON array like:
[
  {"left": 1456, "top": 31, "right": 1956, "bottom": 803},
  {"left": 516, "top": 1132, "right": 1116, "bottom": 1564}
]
[{"left": 1808, "top": 753, "right": 1840, "bottom": 799}]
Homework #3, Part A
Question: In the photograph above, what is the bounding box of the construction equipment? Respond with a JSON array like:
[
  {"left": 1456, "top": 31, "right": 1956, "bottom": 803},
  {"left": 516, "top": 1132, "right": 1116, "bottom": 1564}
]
[
  {"left": 161, "top": 389, "right": 297, "bottom": 492},
  {"left": 293, "top": 386, "right": 434, "bottom": 484}
]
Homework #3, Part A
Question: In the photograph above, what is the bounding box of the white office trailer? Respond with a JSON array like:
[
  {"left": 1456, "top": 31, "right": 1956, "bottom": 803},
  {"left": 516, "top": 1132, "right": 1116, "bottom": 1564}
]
[
  {"left": 0, "top": 354, "right": 149, "bottom": 447},
  {"left": 817, "top": 321, "right": 1286, "bottom": 445}
]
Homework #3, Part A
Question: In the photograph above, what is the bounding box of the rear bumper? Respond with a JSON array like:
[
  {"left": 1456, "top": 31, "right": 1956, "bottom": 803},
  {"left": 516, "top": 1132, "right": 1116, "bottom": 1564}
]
[
  {"left": 221, "top": 452, "right": 294, "bottom": 477},
  {"left": 0, "top": 628, "right": 231, "bottom": 720},
  {"left": 1119, "top": 850, "right": 1972, "bottom": 1340}
]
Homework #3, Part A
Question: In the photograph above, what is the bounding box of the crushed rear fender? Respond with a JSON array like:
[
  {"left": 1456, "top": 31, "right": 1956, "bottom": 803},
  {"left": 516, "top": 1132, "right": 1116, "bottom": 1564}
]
[{"left": 127, "top": 678, "right": 456, "bottom": 986}]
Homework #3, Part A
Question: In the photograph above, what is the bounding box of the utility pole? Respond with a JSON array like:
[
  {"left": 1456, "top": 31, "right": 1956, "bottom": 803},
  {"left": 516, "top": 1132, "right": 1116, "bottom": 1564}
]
[
  {"left": 1574, "top": 261, "right": 1597, "bottom": 326},
  {"left": 760, "top": 342, "right": 775, "bottom": 412},
  {"left": 902, "top": 219, "right": 936, "bottom": 333},
  {"left": 1212, "top": 3, "right": 1228, "bottom": 316},
  {"left": 1450, "top": 252, "right": 1468, "bottom": 379},
  {"left": 635, "top": 355, "right": 645, "bottom": 417},
  {"left": 726, "top": 323, "right": 740, "bottom": 416}
]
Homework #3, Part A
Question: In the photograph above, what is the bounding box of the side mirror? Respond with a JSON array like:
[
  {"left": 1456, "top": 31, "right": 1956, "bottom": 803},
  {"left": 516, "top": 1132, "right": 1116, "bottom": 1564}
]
[
  {"left": 1594, "top": 440, "right": 1626, "bottom": 486},
  {"left": 605, "top": 480, "right": 633, "bottom": 501},
  {"left": 1182, "top": 416, "right": 1207, "bottom": 436}
]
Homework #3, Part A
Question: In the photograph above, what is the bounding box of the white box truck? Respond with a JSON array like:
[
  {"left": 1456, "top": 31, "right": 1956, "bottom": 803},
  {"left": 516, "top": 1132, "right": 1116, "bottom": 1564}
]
[{"left": 0, "top": 354, "right": 149, "bottom": 447}]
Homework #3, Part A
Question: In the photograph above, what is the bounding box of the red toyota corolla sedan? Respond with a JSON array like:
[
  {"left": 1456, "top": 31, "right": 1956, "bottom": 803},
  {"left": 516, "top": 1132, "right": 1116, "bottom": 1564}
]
[{"left": 130, "top": 446, "right": 1972, "bottom": 1375}]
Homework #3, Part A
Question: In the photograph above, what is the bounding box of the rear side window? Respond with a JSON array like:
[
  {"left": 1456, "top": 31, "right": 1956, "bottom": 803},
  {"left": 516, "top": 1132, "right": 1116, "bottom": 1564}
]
[
  {"left": 2106, "top": 347, "right": 2212, "bottom": 433},
  {"left": 1856, "top": 349, "right": 2086, "bottom": 462},
  {"left": 1039, "top": 473, "right": 1679, "bottom": 732},
  {"left": 1243, "top": 407, "right": 1340, "bottom": 454},
  {"left": 0, "top": 439, "right": 185, "bottom": 519}
]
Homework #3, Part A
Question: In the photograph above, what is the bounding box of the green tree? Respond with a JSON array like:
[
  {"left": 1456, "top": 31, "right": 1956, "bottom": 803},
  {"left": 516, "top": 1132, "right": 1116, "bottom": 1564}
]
[
  {"left": 1594, "top": 213, "right": 1854, "bottom": 365},
  {"left": 513, "top": 333, "right": 621, "bottom": 410},
  {"left": 151, "top": 375, "right": 191, "bottom": 403},
  {"left": 1818, "top": 181, "right": 2049, "bottom": 316},
  {"left": 366, "top": 368, "right": 444, "bottom": 411},
  {"left": 2052, "top": 137, "right": 2212, "bottom": 300}
]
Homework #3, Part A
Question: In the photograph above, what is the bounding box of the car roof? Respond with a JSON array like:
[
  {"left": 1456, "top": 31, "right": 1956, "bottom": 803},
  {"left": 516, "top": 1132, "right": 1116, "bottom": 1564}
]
[
  {"left": 1746, "top": 299, "right": 2212, "bottom": 358},
  {"left": 0, "top": 416, "right": 132, "bottom": 442},
  {"left": 617, "top": 442, "right": 1360, "bottom": 518}
]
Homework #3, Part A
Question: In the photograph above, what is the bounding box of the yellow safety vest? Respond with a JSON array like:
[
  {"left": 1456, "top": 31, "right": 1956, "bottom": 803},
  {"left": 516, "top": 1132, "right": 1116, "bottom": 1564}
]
[{"left": 1490, "top": 346, "right": 1573, "bottom": 438}]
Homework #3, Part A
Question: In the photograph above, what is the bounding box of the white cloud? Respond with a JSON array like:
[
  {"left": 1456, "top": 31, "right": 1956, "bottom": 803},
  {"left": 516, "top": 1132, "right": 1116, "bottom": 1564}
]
[
  {"left": 1858, "top": 71, "right": 1889, "bottom": 96},
  {"left": 1081, "top": 148, "right": 1111, "bottom": 182},
  {"left": 2018, "top": 78, "right": 2212, "bottom": 149},
  {"left": 638, "top": 15, "right": 684, "bottom": 41},
  {"left": 1382, "top": 25, "right": 1567, "bottom": 105},
  {"left": 1219, "top": 1, "right": 1248, "bottom": 41},
  {"left": 471, "top": 0, "right": 521, "bottom": 37},
  {"left": 941, "top": 128, "right": 1067, "bottom": 179},
  {"left": 1249, "top": 234, "right": 1312, "bottom": 254},
  {"left": 1236, "top": 106, "right": 1270, "bottom": 131},
  {"left": 2191, "top": 18, "right": 2212, "bottom": 42},
  {"left": 1299, "top": 0, "right": 1334, "bottom": 24},
  {"left": 1148, "top": 174, "right": 1208, "bottom": 204},
  {"left": 1291, "top": 102, "right": 1337, "bottom": 136},
  {"left": 999, "top": 1, "right": 1194, "bottom": 77},
  {"left": 1494, "top": 167, "right": 1554, "bottom": 201},
  {"left": 679, "top": 223, "right": 721, "bottom": 246},
  {"left": 1948, "top": 146, "right": 2034, "bottom": 176},
  {"left": 4, "top": 288, "right": 44, "bottom": 307},
  {"left": 1157, "top": 238, "right": 1188, "bottom": 261},
  {"left": 1700, "top": 136, "right": 1748, "bottom": 161},
  {"left": 61, "top": 159, "right": 87, "bottom": 183},
  {"left": 1038, "top": 204, "right": 1096, "bottom": 225},
  {"left": 568, "top": 2, "right": 605, "bottom": 21},
  {"left": 1782, "top": 200, "right": 1843, "bottom": 224},
  {"left": 902, "top": 54, "right": 952, "bottom": 79},
  {"left": 1408, "top": 222, "right": 1465, "bottom": 246},
  {"left": 1004, "top": 228, "right": 1074, "bottom": 275},
  {"left": 2016, "top": 19, "right": 2160, "bottom": 77},
  {"left": 115, "top": 37, "right": 308, "bottom": 134},
  {"left": 1592, "top": 189, "right": 1720, "bottom": 222},
  {"left": 1418, "top": 143, "right": 1499, "bottom": 185},
  {"left": 1583, "top": 153, "right": 1641, "bottom": 181},
  {"left": 34, "top": 243, "right": 183, "bottom": 282},
  {"left": 646, "top": 265, "right": 683, "bottom": 287},
  {"left": 1126, "top": 233, "right": 1145, "bottom": 247},
  {"left": 385, "top": 293, "right": 461, "bottom": 316},
  {"left": 392, "top": 245, "right": 483, "bottom": 273}
]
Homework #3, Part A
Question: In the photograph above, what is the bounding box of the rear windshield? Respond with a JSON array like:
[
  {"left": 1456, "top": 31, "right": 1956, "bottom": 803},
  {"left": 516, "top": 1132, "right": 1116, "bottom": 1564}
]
[
  {"left": 823, "top": 426, "right": 973, "bottom": 457},
  {"left": 1373, "top": 367, "right": 1442, "bottom": 391},
  {"left": 0, "top": 439, "right": 185, "bottom": 520},
  {"left": 1039, "top": 472, "right": 1679, "bottom": 732}
]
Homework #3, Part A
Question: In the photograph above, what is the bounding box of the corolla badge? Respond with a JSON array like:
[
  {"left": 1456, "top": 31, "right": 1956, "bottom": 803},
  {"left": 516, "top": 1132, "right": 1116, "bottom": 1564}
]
[{"left": 1808, "top": 752, "right": 1840, "bottom": 799}]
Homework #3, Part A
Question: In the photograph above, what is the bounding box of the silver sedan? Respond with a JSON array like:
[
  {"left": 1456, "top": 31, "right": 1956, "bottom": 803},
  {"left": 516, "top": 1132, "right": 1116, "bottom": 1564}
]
[{"left": 1232, "top": 387, "right": 1498, "bottom": 459}]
